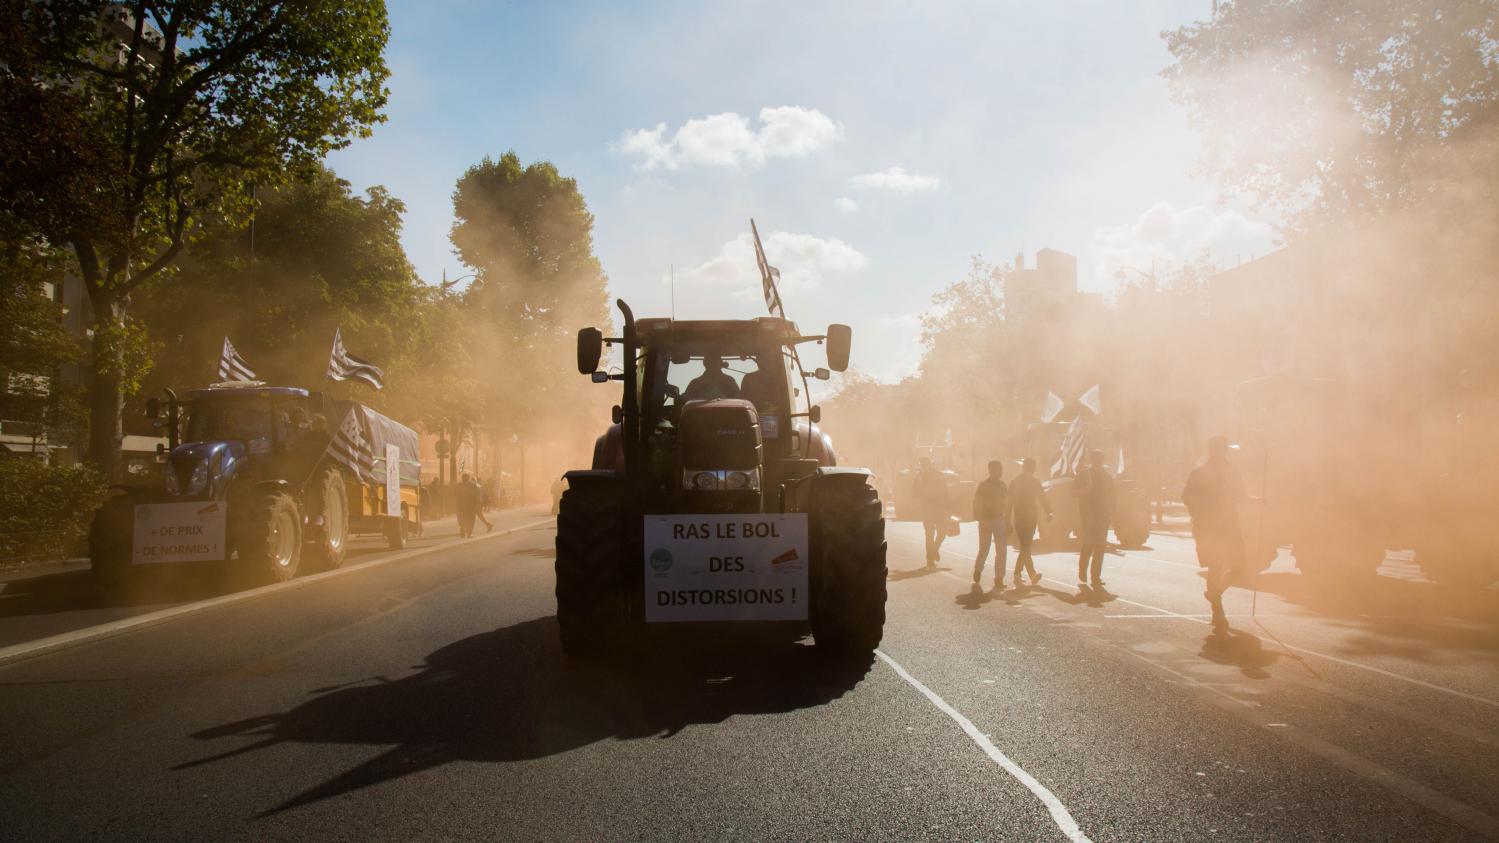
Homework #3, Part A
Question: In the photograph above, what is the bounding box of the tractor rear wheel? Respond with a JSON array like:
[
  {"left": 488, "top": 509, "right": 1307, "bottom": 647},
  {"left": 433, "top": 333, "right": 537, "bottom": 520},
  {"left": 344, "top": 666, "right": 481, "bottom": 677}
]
[
  {"left": 306, "top": 466, "right": 350, "bottom": 570},
  {"left": 555, "top": 475, "right": 625, "bottom": 658},
  {"left": 812, "top": 475, "right": 887, "bottom": 660},
  {"left": 235, "top": 490, "right": 302, "bottom": 585}
]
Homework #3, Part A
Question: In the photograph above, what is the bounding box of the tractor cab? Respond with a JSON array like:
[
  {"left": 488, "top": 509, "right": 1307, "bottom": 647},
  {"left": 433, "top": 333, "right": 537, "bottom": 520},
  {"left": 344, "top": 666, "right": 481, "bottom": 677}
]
[{"left": 152, "top": 384, "right": 331, "bottom": 501}]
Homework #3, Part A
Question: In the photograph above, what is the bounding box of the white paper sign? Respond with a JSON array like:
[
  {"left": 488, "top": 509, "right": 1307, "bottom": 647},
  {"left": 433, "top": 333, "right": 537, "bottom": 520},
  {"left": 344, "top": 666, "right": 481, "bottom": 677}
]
[
  {"left": 643, "top": 514, "right": 809, "bottom": 623},
  {"left": 385, "top": 443, "right": 401, "bottom": 517},
  {"left": 131, "top": 501, "right": 227, "bottom": 564}
]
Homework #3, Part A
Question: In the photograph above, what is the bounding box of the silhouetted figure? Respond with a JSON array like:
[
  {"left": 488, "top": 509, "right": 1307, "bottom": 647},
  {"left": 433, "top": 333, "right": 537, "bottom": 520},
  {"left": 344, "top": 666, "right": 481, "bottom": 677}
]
[
  {"left": 455, "top": 472, "right": 483, "bottom": 538},
  {"left": 476, "top": 478, "right": 493, "bottom": 532},
  {"left": 683, "top": 355, "right": 740, "bottom": 402},
  {"left": 1074, "top": 449, "right": 1115, "bottom": 588},
  {"left": 1007, "top": 458, "right": 1052, "bottom": 585},
  {"left": 971, "top": 460, "right": 1009, "bottom": 590},
  {"left": 915, "top": 456, "right": 951, "bottom": 567},
  {"left": 1183, "top": 436, "right": 1249, "bottom": 633},
  {"left": 550, "top": 476, "right": 565, "bottom": 515}
]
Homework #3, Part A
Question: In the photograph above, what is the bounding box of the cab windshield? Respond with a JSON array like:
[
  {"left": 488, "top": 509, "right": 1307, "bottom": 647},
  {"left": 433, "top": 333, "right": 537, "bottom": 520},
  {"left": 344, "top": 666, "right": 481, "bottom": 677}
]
[{"left": 641, "top": 339, "right": 800, "bottom": 440}]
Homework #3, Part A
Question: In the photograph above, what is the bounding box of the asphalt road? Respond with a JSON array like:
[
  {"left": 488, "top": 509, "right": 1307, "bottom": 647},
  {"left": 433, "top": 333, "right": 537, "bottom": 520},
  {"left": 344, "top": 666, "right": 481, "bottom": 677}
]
[{"left": 2, "top": 507, "right": 1497, "bottom": 841}]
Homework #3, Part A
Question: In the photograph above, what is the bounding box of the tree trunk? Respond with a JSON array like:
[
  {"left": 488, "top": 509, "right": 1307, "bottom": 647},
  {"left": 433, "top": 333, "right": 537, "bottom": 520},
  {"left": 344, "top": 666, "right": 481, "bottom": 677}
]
[{"left": 87, "top": 298, "right": 125, "bottom": 482}]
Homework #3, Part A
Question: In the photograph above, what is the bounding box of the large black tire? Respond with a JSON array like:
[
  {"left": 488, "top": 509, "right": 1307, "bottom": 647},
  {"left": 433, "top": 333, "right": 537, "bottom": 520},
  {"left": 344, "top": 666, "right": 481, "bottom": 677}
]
[
  {"left": 554, "top": 475, "right": 625, "bottom": 659},
  {"left": 811, "top": 475, "right": 887, "bottom": 659},
  {"left": 305, "top": 466, "right": 350, "bottom": 570},
  {"left": 88, "top": 495, "right": 136, "bottom": 592},
  {"left": 234, "top": 490, "right": 302, "bottom": 584}
]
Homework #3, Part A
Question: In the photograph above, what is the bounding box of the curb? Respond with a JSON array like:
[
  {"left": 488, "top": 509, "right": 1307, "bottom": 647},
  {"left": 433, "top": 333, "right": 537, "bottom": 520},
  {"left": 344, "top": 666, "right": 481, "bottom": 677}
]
[{"left": 0, "top": 516, "right": 555, "bottom": 669}]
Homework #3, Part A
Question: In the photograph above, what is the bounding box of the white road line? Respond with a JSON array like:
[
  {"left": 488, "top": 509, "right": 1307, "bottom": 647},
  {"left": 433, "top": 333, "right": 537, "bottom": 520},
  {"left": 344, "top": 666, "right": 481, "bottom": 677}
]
[
  {"left": 876, "top": 649, "right": 1091, "bottom": 843},
  {"left": 0, "top": 517, "right": 556, "bottom": 668}
]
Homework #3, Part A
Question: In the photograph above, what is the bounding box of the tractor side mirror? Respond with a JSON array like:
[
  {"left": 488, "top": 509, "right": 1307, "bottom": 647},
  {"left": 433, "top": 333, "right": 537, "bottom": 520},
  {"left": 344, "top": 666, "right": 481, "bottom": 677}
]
[
  {"left": 577, "top": 327, "right": 603, "bottom": 375},
  {"left": 809, "top": 405, "right": 822, "bottom": 424},
  {"left": 826, "top": 324, "right": 851, "bottom": 372},
  {"left": 145, "top": 397, "right": 160, "bottom": 418},
  {"left": 590, "top": 372, "right": 609, "bottom": 383}
]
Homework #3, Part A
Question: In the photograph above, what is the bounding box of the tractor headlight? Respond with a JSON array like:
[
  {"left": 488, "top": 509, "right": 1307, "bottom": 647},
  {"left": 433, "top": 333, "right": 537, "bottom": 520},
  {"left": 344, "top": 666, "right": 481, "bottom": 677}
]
[
  {"left": 185, "top": 459, "right": 210, "bottom": 496},
  {"left": 683, "top": 469, "right": 760, "bottom": 491}
]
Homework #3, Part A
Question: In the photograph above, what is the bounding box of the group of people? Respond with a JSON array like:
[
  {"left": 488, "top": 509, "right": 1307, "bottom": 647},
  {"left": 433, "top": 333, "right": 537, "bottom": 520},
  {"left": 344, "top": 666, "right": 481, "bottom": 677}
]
[{"left": 910, "top": 435, "right": 1253, "bottom": 634}]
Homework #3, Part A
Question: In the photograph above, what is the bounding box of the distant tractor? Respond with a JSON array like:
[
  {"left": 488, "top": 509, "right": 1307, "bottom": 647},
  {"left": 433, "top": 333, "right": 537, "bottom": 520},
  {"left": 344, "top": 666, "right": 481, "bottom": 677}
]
[
  {"left": 88, "top": 383, "right": 422, "bottom": 589},
  {"left": 1235, "top": 373, "right": 1498, "bottom": 585},
  {"left": 1024, "top": 420, "right": 1151, "bottom": 548},
  {"left": 554, "top": 300, "right": 888, "bottom": 660}
]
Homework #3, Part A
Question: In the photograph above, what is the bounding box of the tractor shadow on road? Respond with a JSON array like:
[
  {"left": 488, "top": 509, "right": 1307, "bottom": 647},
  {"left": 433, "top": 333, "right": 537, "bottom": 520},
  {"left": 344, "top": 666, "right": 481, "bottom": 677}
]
[{"left": 178, "top": 615, "right": 870, "bottom": 817}]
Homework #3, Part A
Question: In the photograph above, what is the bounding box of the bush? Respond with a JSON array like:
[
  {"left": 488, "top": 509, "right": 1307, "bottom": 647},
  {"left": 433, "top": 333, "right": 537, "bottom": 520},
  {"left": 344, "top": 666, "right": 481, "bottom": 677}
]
[{"left": 0, "top": 459, "right": 108, "bottom": 563}]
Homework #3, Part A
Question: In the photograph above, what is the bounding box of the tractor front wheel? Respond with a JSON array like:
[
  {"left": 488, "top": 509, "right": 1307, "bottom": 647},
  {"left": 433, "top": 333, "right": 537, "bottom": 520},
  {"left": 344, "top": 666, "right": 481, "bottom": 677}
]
[
  {"left": 812, "top": 475, "right": 888, "bottom": 660},
  {"left": 306, "top": 466, "right": 350, "bottom": 570},
  {"left": 235, "top": 491, "right": 303, "bottom": 585},
  {"left": 555, "top": 475, "right": 625, "bottom": 659}
]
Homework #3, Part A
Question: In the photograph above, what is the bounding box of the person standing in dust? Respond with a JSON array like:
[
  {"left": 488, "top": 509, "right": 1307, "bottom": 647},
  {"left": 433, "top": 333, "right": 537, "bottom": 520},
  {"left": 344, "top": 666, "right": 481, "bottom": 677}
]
[
  {"left": 970, "top": 460, "right": 1008, "bottom": 590},
  {"left": 1007, "top": 458, "right": 1052, "bottom": 585},
  {"left": 1073, "top": 448, "right": 1115, "bottom": 589},
  {"left": 915, "top": 457, "right": 951, "bottom": 567},
  {"left": 1182, "top": 436, "right": 1251, "bottom": 633},
  {"left": 455, "top": 472, "right": 482, "bottom": 538}
]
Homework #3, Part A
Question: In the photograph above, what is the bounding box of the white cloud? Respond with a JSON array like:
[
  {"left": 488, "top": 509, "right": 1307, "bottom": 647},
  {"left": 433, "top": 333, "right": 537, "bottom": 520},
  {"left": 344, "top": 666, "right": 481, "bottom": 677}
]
[
  {"left": 616, "top": 106, "right": 842, "bottom": 170},
  {"left": 677, "top": 231, "right": 868, "bottom": 298},
  {"left": 833, "top": 196, "right": 859, "bottom": 213},
  {"left": 848, "top": 166, "right": 941, "bottom": 193},
  {"left": 1088, "top": 201, "right": 1274, "bottom": 285}
]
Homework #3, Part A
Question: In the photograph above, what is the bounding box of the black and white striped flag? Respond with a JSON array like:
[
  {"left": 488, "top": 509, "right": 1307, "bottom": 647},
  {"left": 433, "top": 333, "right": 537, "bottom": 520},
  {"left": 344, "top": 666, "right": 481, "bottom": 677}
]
[
  {"left": 1051, "top": 416, "right": 1086, "bottom": 479},
  {"left": 217, "top": 336, "right": 256, "bottom": 382},
  {"left": 326, "top": 327, "right": 384, "bottom": 390},
  {"left": 327, "top": 406, "right": 375, "bottom": 483}
]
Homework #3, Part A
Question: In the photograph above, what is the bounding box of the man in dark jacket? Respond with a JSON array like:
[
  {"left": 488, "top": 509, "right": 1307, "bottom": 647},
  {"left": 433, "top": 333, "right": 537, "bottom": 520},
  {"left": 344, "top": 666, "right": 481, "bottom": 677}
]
[
  {"left": 1074, "top": 449, "right": 1115, "bottom": 588},
  {"left": 915, "top": 457, "right": 951, "bottom": 567},
  {"left": 1183, "top": 436, "right": 1250, "bottom": 632},
  {"left": 455, "top": 472, "right": 481, "bottom": 538},
  {"left": 971, "top": 460, "right": 1008, "bottom": 590},
  {"left": 1007, "top": 458, "right": 1052, "bottom": 585}
]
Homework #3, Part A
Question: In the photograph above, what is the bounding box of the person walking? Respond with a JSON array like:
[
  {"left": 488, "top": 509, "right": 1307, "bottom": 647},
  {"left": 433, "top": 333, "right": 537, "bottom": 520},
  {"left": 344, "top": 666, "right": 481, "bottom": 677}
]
[
  {"left": 915, "top": 456, "right": 951, "bottom": 567},
  {"left": 1007, "top": 458, "right": 1052, "bottom": 585},
  {"left": 1074, "top": 449, "right": 1116, "bottom": 589},
  {"left": 455, "top": 472, "right": 481, "bottom": 538},
  {"left": 1182, "top": 435, "right": 1251, "bottom": 633},
  {"left": 476, "top": 477, "right": 494, "bottom": 533},
  {"left": 971, "top": 460, "right": 1009, "bottom": 590}
]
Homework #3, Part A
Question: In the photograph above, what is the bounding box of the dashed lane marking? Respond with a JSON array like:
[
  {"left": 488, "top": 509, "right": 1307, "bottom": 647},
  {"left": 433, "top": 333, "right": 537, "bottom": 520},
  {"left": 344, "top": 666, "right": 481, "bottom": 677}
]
[
  {"left": 876, "top": 648, "right": 1092, "bottom": 843},
  {"left": 0, "top": 518, "right": 556, "bottom": 668}
]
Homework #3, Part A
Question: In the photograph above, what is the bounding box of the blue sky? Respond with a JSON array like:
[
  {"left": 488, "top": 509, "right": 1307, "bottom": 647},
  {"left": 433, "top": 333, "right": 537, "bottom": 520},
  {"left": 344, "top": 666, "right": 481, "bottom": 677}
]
[{"left": 327, "top": 0, "right": 1275, "bottom": 382}]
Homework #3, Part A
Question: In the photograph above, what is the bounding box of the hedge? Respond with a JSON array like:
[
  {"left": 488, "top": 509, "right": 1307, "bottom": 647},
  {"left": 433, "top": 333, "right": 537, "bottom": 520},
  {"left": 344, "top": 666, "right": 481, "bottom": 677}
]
[{"left": 0, "top": 459, "right": 108, "bottom": 562}]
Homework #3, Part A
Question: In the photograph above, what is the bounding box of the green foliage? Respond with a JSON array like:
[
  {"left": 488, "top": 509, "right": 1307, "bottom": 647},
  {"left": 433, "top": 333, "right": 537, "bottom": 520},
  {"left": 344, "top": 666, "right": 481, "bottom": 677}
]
[
  {"left": 0, "top": 226, "right": 88, "bottom": 445},
  {"left": 447, "top": 152, "right": 611, "bottom": 438},
  {"left": 0, "top": 459, "right": 107, "bottom": 562},
  {"left": 134, "top": 164, "right": 422, "bottom": 401},
  {"left": 1163, "top": 0, "right": 1499, "bottom": 231},
  {"left": 4, "top": 0, "right": 391, "bottom": 474}
]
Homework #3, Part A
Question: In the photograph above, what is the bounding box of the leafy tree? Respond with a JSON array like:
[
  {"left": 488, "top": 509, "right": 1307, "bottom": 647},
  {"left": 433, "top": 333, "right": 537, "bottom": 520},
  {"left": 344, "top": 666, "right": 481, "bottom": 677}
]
[
  {"left": 7, "top": 1, "right": 389, "bottom": 478},
  {"left": 448, "top": 152, "right": 611, "bottom": 444},
  {"left": 0, "top": 224, "right": 87, "bottom": 450},
  {"left": 134, "top": 164, "right": 422, "bottom": 405},
  {"left": 1163, "top": 0, "right": 1499, "bottom": 232}
]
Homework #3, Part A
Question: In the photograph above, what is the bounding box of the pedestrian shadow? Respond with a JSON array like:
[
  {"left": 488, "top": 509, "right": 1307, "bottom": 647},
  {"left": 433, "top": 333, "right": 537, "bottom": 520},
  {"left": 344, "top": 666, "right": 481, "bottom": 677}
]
[
  {"left": 954, "top": 584, "right": 1019, "bottom": 610},
  {"left": 1199, "top": 628, "right": 1282, "bottom": 679},
  {"left": 175, "top": 616, "right": 870, "bottom": 817},
  {"left": 888, "top": 565, "right": 948, "bottom": 581}
]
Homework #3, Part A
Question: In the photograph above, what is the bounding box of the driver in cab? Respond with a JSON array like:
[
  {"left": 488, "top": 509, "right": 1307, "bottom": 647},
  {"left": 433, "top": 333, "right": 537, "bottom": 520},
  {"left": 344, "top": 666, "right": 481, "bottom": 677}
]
[{"left": 683, "top": 354, "right": 740, "bottom": 402}]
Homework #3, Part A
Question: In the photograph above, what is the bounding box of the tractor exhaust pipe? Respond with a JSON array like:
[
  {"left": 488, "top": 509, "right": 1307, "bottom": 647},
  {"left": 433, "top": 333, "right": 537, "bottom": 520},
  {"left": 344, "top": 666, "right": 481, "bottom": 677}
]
[{"left": 617, "top": 299, "right": 640, "bottom": 483}]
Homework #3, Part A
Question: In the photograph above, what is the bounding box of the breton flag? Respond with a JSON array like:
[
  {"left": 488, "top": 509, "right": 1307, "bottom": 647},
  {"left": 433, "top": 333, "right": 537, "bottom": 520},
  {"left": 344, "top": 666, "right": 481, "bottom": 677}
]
[
  {"left": 1051, "top": 416, "right": 1086, "bottom": 479},
  {"left": 1078, "top": 383, "right": 1102, "bottom": 416},
  {"left": 327, "top": 405, "right": 375, "bottom": 483},
  {"left": 750, "top": 219, "right": 785, "bottom": 319},
  {"left": 326, "top": 327, "right": 384, "bottom": 390},
  {"left": 1040, "top": 390, "right": 1065, "bottom": 423},
  {"left": 217, "top": 336, "right": 256, "bottom": 382}
]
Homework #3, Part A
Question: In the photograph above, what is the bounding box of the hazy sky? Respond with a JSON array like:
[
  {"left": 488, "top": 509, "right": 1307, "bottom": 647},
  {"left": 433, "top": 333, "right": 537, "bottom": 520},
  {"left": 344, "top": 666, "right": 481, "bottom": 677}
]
[{"left": 327, "top": 0, "right": 1276, "bottom": 382}]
